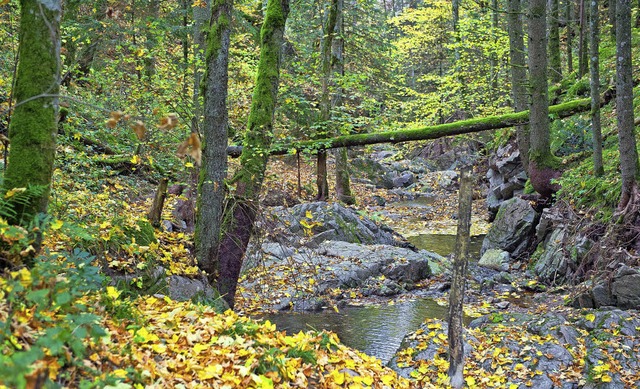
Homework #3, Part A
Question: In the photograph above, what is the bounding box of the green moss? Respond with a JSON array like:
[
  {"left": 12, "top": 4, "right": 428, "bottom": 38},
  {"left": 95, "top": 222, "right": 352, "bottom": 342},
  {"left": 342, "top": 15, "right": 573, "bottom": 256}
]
[
  {"left": 529, "top": 149, "right": 562, "bottom": 170},
  {"left": 124, "top": 219, "right": 157, "bottom": 246},
  {"left": 3, "top": 0, "right": 61, "bottom": 224}
]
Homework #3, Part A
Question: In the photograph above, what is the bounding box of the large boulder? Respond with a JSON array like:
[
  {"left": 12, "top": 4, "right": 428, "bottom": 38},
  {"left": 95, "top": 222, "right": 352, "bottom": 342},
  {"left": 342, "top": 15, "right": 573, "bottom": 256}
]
[
  {"left": 482, "top": 197, "right": 538, "bottom": 259},
  {"left": 611, "top": 265, "right": 640, "bottom": 309},
  {"left": 350, "top": 157, "right": 395, "bottom": 189},
  {"left": 270, "top": 202, "right": 407, "bottom": 248}
]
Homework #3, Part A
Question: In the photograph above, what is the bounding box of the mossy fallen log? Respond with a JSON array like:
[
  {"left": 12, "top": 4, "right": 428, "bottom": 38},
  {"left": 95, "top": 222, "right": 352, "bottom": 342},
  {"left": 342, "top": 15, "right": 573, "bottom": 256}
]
[{"left": 227, "top": 97, "right": 603, "bottom": 158}]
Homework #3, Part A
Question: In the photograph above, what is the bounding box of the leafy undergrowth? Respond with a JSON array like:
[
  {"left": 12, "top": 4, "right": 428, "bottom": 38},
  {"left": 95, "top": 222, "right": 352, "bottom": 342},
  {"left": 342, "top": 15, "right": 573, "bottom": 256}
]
[{"left": 0, "top": 257, "right": 413, "bottom": 388}]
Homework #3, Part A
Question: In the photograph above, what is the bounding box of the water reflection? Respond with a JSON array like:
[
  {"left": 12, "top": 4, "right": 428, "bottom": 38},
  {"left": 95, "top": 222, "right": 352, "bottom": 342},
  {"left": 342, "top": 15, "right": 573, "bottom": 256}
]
[
  {"left": 261, "top": 299, "right": 465, "bottom": 365},
  {"left": 408, "top": 233, "right": 484, "bottom": 259}
]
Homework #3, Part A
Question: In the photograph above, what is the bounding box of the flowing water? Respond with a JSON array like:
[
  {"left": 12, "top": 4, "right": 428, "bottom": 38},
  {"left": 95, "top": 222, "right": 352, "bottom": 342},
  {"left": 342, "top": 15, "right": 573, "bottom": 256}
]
[
  {"left": 261, "top": 298, "right": 470, "bottom": 364},
  {"left": 408, "top": 233, "right": 485, "bottom": 259},
  {"left": 262, "top": 228, "right": 483, "bottom": 364}
]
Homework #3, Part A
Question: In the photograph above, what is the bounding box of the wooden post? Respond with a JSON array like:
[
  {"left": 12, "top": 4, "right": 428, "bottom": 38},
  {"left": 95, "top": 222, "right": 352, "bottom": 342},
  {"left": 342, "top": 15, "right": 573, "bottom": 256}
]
[
  {"left": 448, "top": 165, "right": 473, "bottom": 388},
  {"left": 148, "top": 178, "right": 169, "bottom": 227}
]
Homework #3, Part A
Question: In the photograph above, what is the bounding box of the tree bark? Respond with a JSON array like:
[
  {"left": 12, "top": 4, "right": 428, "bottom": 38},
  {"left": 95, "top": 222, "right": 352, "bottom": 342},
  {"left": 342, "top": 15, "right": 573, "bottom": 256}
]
[
  {"left": 566, "top": 0, "right": 573, "bottom": 74},
  {"left": 4, "top": 0, "right": 61, "bottom": 230},
  {"left": 528, "top": 0, "right": 561, "bottom": 198},
  {"left": 616, "top": 0, "right": 639, "bottom": 210},
  {"left": 610, "top": 0, "right": 617, "bottom": 39},
  {"left": 447, "top": 165, "right": 473, "bottom": 389},
  {"left": 549, "top": 0, "right": 562, "bottom": 83},
  {"left": 578, "top": 0, "right": 589, "bottom": 78},
  {"left": 195, "top": 0, "right": 232, "bottom": 282},
  {"left": 590, "top": 0, "right": 604, "bottom": 176},
  {"left": 332, "top": 0, "right": 354, "bottom": 204},
  {"left": 508, "top": 0, "right": 530, "bottom": 173},
  {"left": 216, "top": 0, "right": 289, "bottom": 308},
  {"left": 147, "top": 178, "right": 168, "bottom": 227},
  {"left": 191, "top": 0, "right": 211, "bottom": 134},
  {"left": 316, "top": 0, "right": 339, "bottom": 201}
]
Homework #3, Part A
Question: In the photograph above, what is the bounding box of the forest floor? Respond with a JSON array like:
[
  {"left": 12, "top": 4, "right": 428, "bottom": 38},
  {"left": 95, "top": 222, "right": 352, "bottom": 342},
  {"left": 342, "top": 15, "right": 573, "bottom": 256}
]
[{"left": 3, "top": 151, "right": 639, "bottom": 388}]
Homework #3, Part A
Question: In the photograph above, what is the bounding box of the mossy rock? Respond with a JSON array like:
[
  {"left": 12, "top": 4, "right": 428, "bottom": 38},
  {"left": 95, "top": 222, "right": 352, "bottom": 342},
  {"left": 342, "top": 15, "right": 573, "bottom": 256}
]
[{"left": 124, "top": 219, "right": 157, "bottom": 246}]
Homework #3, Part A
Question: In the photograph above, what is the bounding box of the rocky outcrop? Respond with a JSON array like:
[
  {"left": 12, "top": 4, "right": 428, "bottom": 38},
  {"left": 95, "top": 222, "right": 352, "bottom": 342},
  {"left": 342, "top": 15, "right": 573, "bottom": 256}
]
[
  {"left": 241, "top": 241, "right": 446, "bottom": 311},
  {"left": 573, "top": 265, "right": 640, "bottom": 309},
  {"left": 481, "top": 197, "right": 538, "bottom": 260},
  {"left": 478, "top": 249, "right": 510, "bottom": 271},
  {"left": 486, "top": 143, "right": 527, "bottom": 218}
]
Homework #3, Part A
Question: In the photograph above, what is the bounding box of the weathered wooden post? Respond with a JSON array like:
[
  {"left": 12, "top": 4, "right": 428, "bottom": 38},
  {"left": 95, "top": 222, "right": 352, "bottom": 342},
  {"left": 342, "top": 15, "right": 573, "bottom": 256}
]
[{"left": 448, "top": 164, "right": 473, "bottom": 388}]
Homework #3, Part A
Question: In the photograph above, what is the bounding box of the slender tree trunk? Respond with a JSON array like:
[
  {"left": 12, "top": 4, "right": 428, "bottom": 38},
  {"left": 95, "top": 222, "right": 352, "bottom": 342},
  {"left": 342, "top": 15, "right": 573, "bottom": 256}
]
[
  {"left": 490, "top": 0, "right": 499, "bottom": 93},
  {"left": 4, "top": 0, "right": 61, "bottom": 231},
  {"left": 191, "top": 0, "right": 211, "bottom": 134},
  {"left": 590, "top": 0, "right": 604, "bottom": 176},
  {"left": 578, "top": 0, "right": 589, "bottom": 78},
  {"left": 148, "top": 178, "right": 169, "bottom": 227},
  {"left": 616, "top": 0, "right": 639, "bottom": 210},
  {"left": 332, "top": 0, "right": 354, "bottom": 204},
  {"left": 549, "top": 0, "right": 562, "bottom": 83},
  {"left": 216, "top": 0, "right": 289, "bottom": 308},
  {"left": 316, "top": 0, "right": 340, "bottom": 201},
  {"left": 447, "top": 165, "right": 473, "bottom": 389},
  {"left": 528, "top": 0, "right": 561, "bottom": 198},
  {"left": 567, "top": 0, "right": 574, "bottom": 73},
  {"left": 144, "top": 0, "right": 159, "bottom": 79},
  {"left": 610, "top": 0, "right": 617, "bottom": 39},
  {"left": 508, "top": 0, "right": 530, "bottom": 173},
  {"left": 196, "top": 0, "right": 232, "bottom": 284}
]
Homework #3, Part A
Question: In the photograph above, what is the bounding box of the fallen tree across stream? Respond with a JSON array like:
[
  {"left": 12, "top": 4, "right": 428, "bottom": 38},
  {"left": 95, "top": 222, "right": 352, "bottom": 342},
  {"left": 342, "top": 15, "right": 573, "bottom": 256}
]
[{"left": 227, "top": 96, "right": 608, "bottom": 157}]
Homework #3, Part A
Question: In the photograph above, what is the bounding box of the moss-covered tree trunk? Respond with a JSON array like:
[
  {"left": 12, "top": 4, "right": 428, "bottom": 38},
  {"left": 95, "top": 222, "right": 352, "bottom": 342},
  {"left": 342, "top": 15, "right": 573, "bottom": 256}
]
[
  {"left": 4, "top": 0, "right": 61, "bottom": 228},
  {"left": 549, "top": 0, "right": 562, "bottom": 84},
  {"left": 316, "top": 0, "right": 339, "bottom": 201},
  {"left": 615, "top": 0, "right": 639, "bottom": 210},
  {"left": 590, "top": 0, "right": 604, "bottom": 177},
  {"left": 196, "top": 0, "right": 232, "bottom": 281},
  {"left": 528, "top": 0, "right": 561, "bottom": 198},
  {"left": 508, "top": 0, "right": 530, "bottom": 173},
  {"left": 191, "top": 0, "right": 211, "bottom": 134},
  {"left": 332, "top": 0, "right": 354, "bottom": 205},
  {"left": 216, "top": 0, "right": 289, "bottom": 308}
]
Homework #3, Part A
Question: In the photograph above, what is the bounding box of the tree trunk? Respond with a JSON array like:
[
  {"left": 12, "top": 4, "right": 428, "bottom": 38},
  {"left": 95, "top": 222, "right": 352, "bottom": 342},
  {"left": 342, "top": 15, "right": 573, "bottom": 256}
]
[
  {"left": 549, "top": 0, "right": 562, "bottom": 83},
  {"left": 195, "top": 0, "right": 232, "bottom": 282},
  {"left": 490, "top": 0, "right": 499, "bottom": 93},
  {"left": 616, "top": 0, "right": 639, "bottom": 210},
  {"left": 226, "top": 97, "right": 607, "bottom": 158},
  {"left": 316, "top": 0, "right": 339, "bottom": 201},
  {"left": 148, "top": 178, "right": 169, "bottom": 227},
  {"left": 590, "top": 0, "right": 604, "bottom": 176},
  {"left": 144, "top": 0, "right": 160, "bottom": 79},
  {"left": 528, "top": 0, "right": 561, "bottom": 198},
  {"left": 332, "top": 0, "right": 354, "bottom": 204},
  {"left": 578, "top": 0, "right": 589, "bottom": 78},
  {"left": 566, "top": 0, "right": 573, "bottom": 73},
  {"left": 216, "top": 0, "right": 289, "bottom": 308},
  {"left": 447, "top": 165, "right": 473, "bottom": 389},
  {"left": 610, "top": 0, "right": 617, "bottom": 39},
  {"left": 4, "top": 0, "right": 61, "bottom": 231},
  {"left": 191, "top": 0, "right": 211, "bottom": 134},
  {"left": 508, "top": 0, "right": 530, "bottom": 173}
]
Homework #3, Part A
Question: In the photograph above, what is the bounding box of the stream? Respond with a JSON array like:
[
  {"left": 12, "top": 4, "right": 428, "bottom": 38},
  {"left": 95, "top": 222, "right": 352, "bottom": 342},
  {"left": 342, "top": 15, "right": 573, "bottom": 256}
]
[{"left": 261, "top": 234, "right": 485, "bottom": 364}]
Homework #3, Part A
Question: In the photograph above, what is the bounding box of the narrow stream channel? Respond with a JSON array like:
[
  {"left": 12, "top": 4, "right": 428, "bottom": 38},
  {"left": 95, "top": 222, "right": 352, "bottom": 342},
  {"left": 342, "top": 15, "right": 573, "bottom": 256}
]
[{"left": 260, "top": 234, "right": 485, "bottom": 364}]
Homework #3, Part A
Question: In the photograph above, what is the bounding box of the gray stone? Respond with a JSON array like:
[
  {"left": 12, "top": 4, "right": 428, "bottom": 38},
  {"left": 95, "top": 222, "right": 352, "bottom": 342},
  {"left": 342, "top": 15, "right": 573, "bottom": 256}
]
[
  {"left": 435, "top": 170, "right": 458, "bottom": 189},
  {"left": 482, "top": 197, "right": 538, "bottom": 258},
  {"left": 534, "top": 229, "right": 571, "bottom": 285},
  {"left": 592, "top": 283, "right": 615, "bottom": 307},
  {"left": 478, "top": 249, "right": 510, "bottom": 271},
  {"left": 392, "top": 172, "right": 415, "bottom": 188},
  {"left": 611, "top": 266, "right": 640, "bottom": 309},
  {"left": 167, "top": 275, "right": 216, "bottom": 302}
]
